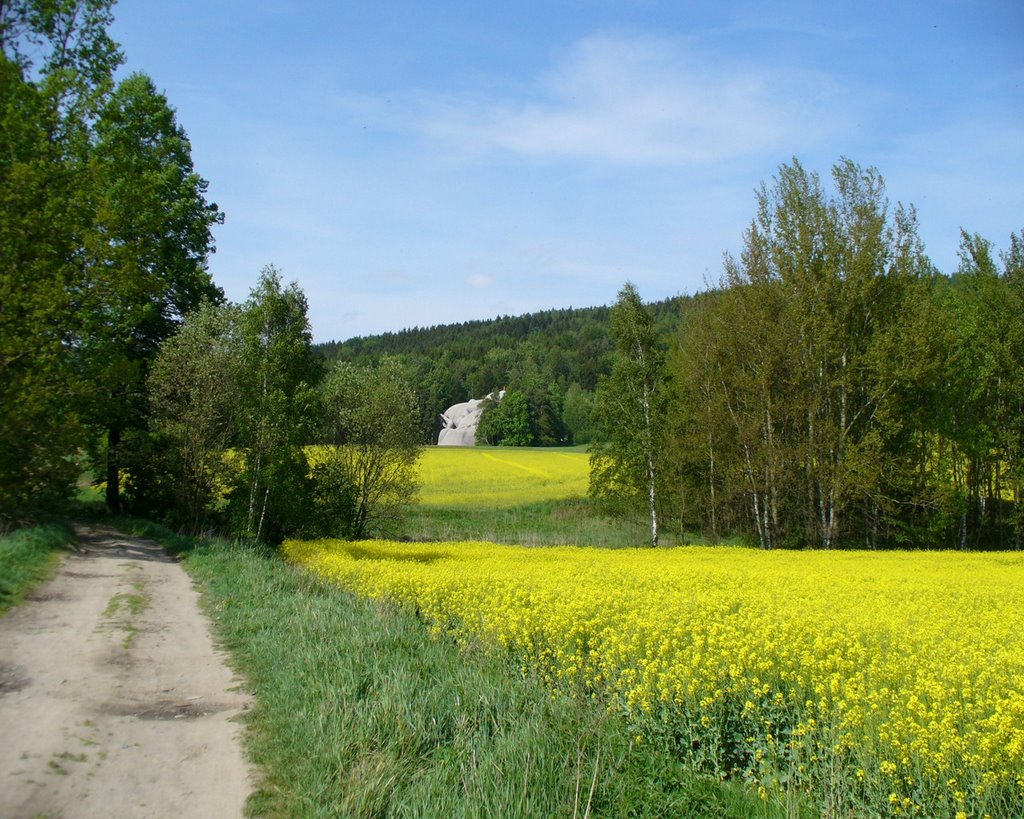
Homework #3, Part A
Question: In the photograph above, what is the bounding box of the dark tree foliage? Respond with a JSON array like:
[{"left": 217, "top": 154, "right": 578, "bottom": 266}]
[
  {"left": 477, "top": 390, "right": 533, "bottom": 447},
  {"left": 83, "top": 72, "right": 223, "bottom": 513},
  {"left": 0, "top": 3, "right": 222, "bottom": 523},
  {"left": 1, "top": 0, "right": 122, "bottom": 521},
  {"left": 316, "top": 299, "right": 691, "bottom": 445}
]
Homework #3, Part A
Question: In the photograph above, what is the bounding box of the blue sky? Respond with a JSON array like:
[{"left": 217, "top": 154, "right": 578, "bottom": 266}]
[{"left": 110, "top": 1, "right": 1023, "bottom": 342}]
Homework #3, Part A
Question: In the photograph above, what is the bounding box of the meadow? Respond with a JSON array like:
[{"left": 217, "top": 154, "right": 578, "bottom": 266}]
[
  {"left": 415, "top": 446, "right": 590, "bottom": 508},
  {"left": 406, "top": 446, "right": 700, "bottom": 547},
  {"left": 280, "top": 446, "right": 1024, "bottom": 818}
]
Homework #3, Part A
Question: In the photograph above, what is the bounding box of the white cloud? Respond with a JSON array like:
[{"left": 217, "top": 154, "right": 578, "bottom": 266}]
[
  {"left": 466, "top": 273, "right": 495, "bottom": 289},
  {"left": 413, "top": 32, "right": 847, "bottom": 165}
]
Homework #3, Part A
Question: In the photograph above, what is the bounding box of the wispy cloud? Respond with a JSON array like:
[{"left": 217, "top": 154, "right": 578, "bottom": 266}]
[{"left": 357, "top": 32, "right": 849, "bottom": 165}]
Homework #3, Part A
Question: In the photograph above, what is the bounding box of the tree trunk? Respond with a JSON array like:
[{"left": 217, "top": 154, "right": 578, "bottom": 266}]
[
  {"left": 641, "top": 381, "right": 658, "bottom": 547},
  {"left": 105, "top": 426, "right": 121, "bottom": 514},
  {"left": 707, "top": 428, "right": 718, "bottom": 543}
]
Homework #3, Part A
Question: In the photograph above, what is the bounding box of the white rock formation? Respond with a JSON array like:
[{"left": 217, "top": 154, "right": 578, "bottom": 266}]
[{"left": 437, "top": 390, "right": 505, "bottom": 446}]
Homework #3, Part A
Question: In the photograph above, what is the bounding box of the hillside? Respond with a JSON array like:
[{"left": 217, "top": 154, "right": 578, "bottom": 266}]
[{"left": 315, "top": 296, "right": 695, "bottom": 445}]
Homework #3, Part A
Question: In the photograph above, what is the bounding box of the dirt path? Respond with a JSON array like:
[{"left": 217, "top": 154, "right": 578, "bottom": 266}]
[{"left": 0, "top": 525, "right": 253, "bottom": 818}]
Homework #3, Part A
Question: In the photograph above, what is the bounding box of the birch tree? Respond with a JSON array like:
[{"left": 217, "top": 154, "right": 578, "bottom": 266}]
[
  {"left": 231, "top": 267, "right": 321, "bottom": 544},
  {"left": 590, "top": 283, "right": 666, "bottom": 547}
]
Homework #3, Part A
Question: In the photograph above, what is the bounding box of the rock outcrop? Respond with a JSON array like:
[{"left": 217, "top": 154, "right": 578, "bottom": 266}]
[{"left": 437, "top": 390, "right": 505, "bottom": 446}]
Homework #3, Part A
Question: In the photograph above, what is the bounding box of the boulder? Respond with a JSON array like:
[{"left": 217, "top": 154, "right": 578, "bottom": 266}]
[{"left": 437, "top": 389, "right": 505, "bottom": 446}]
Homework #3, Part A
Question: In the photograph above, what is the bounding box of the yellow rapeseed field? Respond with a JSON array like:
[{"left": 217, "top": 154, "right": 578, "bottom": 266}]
[
  {"left": 284, "top": 538, "right": 1024, "bottom": 817},
  {"left": 415, "top": 446, "right": 589, "bottom": 507}
]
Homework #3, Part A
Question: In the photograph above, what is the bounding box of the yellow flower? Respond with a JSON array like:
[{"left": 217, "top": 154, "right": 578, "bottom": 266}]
[{"left": 284, "top": 536, "right": 1024, "bottom": 817}]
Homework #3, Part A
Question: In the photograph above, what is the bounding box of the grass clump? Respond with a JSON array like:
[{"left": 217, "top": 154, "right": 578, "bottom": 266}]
[
  {"left": 180, "top": 538, "right": 779, "bottom": 818},
  {"left": 0, "top": 523, "right": 74, "bottom": 614}
]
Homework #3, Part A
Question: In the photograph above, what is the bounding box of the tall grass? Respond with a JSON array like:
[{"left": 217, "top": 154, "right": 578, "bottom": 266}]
[
  {"left": 0, "top": 523, "right": 74, "bottom": 615},
  {"left": 405, "top": 498, "right": 673, "bottom": 548},
  {"left": 175, "top": 536, "right": 781, "bottom": 818}
]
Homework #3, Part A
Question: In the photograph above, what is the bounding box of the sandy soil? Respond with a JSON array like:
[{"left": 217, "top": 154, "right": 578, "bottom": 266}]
[{"left": 0, "top": 525, "right": 253, "bottom": 819}]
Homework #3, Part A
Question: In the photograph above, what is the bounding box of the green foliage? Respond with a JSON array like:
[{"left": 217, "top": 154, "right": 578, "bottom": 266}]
[
  {"left": 0, "top": 3, "right": 120, "bottom": 522},
  {"left": 147, "top": 302, "right": 241, "bottom": 531},
  {"left": 315, "top": 357, "right": 422, "bottom": 538},
  {"left": 146, "top": 273, "right": 423, "bottom": 544},
  {"left": 316, "top": 300, "right": 691, "bottom": 444},
  {"left": 562, "top": 383, "right": 597, "bottom": 444},
  {"left": 0, "top": 8, "right": 220, "bottom": 522},
  {"left": 81, "top": 71, "right": 223, "bottom": 513},
  {"left": 477, "top": 390, "right": 533, "bottom": 447},
  {"left": 590, "top": 283, "right": 668, "bottom": 546},
  {"left": 227, "top": 267, "right": 321, "bottom": 543},
  {"left": 667, "top": 158, "right": 1022, "bottom": 550}
]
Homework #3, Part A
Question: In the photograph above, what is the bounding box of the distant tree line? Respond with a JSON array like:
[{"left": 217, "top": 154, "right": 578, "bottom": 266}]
[{"left": 316, "top": 300, "right": 690, "bottom": 446}]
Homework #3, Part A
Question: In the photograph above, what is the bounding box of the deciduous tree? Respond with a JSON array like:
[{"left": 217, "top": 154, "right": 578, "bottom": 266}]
[
  {"left": 82, "top": 71, "right": 223, "bottom": 513},
  {"left": 590, "top": 283, "right": 667, "bottom": 547},
  {"left": 316, "top": 357, "right": 421, "bottom": 538}
]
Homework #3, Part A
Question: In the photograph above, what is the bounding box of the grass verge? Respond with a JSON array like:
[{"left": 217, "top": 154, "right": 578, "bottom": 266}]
[
  {"left": 126, "top": 522, "right": 781, "bottom": 818},
  {"left": 0, "top": 523, "right": 75, "bottom": 615},
  {"left": 403, "top": 497, "right": 741, "bottom": 548}
]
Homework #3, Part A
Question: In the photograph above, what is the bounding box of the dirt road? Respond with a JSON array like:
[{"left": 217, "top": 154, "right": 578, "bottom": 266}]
[{"left": 0, "top": 526, "right": 252, "bottom": 818}]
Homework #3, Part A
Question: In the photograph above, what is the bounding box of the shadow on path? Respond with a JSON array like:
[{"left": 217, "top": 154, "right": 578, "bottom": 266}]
[{"left": 73, "top": 524, "right": 179, "bottom": 565}]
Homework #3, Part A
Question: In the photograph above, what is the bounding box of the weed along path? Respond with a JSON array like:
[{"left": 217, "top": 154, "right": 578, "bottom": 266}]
[{"left": 0, "top": 525, "right": 252, "bottom": 818}]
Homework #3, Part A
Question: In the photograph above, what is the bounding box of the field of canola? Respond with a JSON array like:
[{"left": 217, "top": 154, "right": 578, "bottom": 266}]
[
  {"left": 285, "top": 538, "right": 1024, "bottom": 817},
  {"left": 415, "top": 446, "right": 589, "bottom": 508}
]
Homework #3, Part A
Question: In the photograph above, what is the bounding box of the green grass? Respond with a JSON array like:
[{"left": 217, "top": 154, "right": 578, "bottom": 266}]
[
  {"left": 0, "top": 523, "right": 74, "bottom": 615},
  {"left": 145, "top": 530, "right": 783, "bottom": 818},
  {"left": 404, "top": 497, "right": 735, "bottom": 548}
]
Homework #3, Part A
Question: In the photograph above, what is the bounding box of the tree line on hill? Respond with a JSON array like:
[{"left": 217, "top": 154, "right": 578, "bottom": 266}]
[{"left": 316, "top": 299, "right": 690, "bottom": 446}]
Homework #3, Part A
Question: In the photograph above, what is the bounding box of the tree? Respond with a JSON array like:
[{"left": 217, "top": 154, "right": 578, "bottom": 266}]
[
  {"left": 669, "top": 158, "right": 942, "bottom": 549},
  {"left": 316, "top": 357, "right": 421, "bottom": 538},
  {"left": 0, "top": 0, "right": 121, "bottom": 521},
  {"left": 147, "top": 302, "right": 240, "bottom": 533},
  {"left": 478, "top": 390, "right": 533, "bottom": 447},
  {"left": 562, "top": 383, "right": 596, "bottom": 445},
  {"left": 590, "top": 283, "right": 667, "bottom": 547},
  {"left": 82, "top": 71, "right": 223, "bottom": 513},
  {"left": 936, "top": 230, "right": 1023, "bottom": 548},
  {"left": 229, "top": 267, "right": 321, "bottom": 544}
]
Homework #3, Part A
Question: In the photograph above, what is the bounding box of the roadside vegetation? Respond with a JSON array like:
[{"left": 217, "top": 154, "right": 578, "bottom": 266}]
[
  {"left": 111, "top": 521, "right": 777, "bottom": 818},
  {"left": 288, "top": 537, "right": 1024, "bottom": 818},
  {"left": 0, "top": 524, "right": 74, "bottom": 615}
]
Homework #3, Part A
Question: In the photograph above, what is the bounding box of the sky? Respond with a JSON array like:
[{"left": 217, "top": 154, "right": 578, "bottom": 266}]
[{"left": 109, "top": 1, "right": 1024, "bottom": 343}]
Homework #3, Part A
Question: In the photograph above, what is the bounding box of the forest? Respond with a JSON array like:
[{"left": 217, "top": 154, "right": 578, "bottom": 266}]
[{"left": 316, "top": 297, "right": 689, "bottom": 446}]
